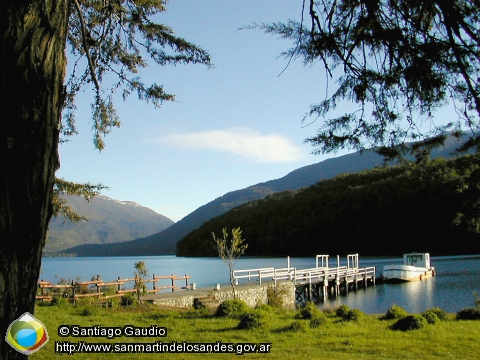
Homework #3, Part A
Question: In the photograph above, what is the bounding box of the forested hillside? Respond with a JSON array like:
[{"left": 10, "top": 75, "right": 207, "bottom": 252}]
[{"left": 177, "top": 155, "right": 480, "bottom": 257}]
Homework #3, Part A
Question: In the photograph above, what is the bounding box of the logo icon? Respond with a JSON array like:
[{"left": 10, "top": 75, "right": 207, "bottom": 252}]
[{"left": 6, "top": 312, "right": 49, "bottom": 355}]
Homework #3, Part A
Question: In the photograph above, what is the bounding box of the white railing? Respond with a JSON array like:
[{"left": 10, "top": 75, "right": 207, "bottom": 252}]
[
  {"left": 233, "top": 267, "right": 274, "bottom": 283},
  {"left": 232, "top": 255, "right": 375, "bottom": 287}
]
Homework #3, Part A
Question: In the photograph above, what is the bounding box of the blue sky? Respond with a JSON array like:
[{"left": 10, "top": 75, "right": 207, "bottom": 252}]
[{"left": 55, "top": 1, "right": 454, "bottom": 222}]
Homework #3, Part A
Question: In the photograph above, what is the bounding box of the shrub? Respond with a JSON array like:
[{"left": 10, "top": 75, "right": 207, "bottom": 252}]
[
  {"left": 391, "top": 315, "right": 428, "bottom": 331},
  {"left": 456, "top": 308, "right": 480, "bottom": 320},
  {"left": 383, "top": 304, "right": 408, "bottom": 320},
  {"left": 335, "top": 304, "right": 350, "bottom": 318},
  {"left": 267, "top": 285, "right": 288, "bottom": 308},
  {"left": 288, "top": 321, "right": 306, "bottom": 332},
  {"left": 297, "top": 302, "right": 322, "bottom": 320},
  {"left": 78, "top": 305, "right": 99, "bottom": 317},
  {"left": 121, "top": 293, "right": 137, "bottom": 306},
  {"left": 309, "top": 316, "right": 327, "bottom": 328},
  {"left": 237, "top": 312, "right": 263, "bottom": 330},
  {"left": 215, "top": 300, "right": 249, "bottom": 318},
  {"left": 427, "top": 307, "right": 447, "bottom": 320},
  {"left": 344, "top": 308, "right": 365, "bottom": 322},
  {"left": 421, "top": 310, "right": 439, "bottom": 324}
]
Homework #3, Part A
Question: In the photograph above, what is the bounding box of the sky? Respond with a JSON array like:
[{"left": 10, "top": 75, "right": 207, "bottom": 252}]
[{"left": 55, "top": 1, "right": 455, "bottom": 222}]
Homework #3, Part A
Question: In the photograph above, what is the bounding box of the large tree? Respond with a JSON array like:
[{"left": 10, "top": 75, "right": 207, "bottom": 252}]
[
  {"left": 0, "top": 1, "right": 210, "bottom": 358},
  {"left": 253, "top": 0, "right": 480, "bottom": 158}
]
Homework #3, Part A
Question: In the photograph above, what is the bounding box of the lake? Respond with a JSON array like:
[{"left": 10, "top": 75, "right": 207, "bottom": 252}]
[{"left": 39, "top": 254, "right": 480, "bottom": 314}]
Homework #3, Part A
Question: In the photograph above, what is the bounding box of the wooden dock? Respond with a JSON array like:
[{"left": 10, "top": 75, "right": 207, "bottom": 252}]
[{"left": 233, "top": 254, "right": 376, "bottom": 302}]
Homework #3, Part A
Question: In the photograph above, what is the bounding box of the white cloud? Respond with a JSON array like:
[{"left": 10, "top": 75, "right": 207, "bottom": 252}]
[{"left": 155, "top": 127, "right": 305, "bottom": 163}]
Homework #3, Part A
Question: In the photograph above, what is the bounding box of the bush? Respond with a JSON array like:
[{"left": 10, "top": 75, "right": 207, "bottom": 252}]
[
  {"left": 421, "top": 310, "right": 439, "bottom": 324},
  {"left": 391, "top": 315, "right": 428, "bottom": 331},
  {"left": 237, "top": 312, "right": 263, "bottom": 330},
  {"left": 427, "top": 307, "right": 447, "bottom": 320},
  {"left": 288, "top": 321, "right": 306, "bottom": 332},
  {"left": 267, "top": 285, "right": 288, "bottom": 308},
  {"left": 215, "top": 300, "right": 249, "bottom": 318},
  {"left": 344, "top": 309, "right": 365, "bottom": 322},
  {"left": 456, "top": 308, "right": 480, "bottom": 320},
  {"left": 121, "top": 293, "right": 137, "bottom": 306},
  {"left": 297, "top": 302, "right": 322, "bottom": 320},
  {"left": 309, "top": 316, "right": 327, "bottom": 328},
  {"left": 335, "top": 304, "right": 350, "bottom": 318},
  {"left": 383, "top": 305, "right": 408, "bottom": 320}
]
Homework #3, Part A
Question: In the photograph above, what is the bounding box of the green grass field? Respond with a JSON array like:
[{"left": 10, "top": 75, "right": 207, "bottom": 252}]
[{"left": 29, "top": 300, "right": 479, "bottom": 359}]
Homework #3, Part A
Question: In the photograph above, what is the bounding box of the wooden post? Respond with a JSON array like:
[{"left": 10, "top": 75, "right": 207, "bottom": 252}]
[
  {"left": 185, "top": 274, "right": 188, "bottom": 289},
  {"left": 153, "top": 274, "right": 156, "bottom": 291},
  {"left": 117, "top": 276, "right": 121, "bottom": 292},
  {"left": 171, "top": 275, "right": 174, "bottom": 292},
  {"left": 71, "top": 280, "right": 75, "bottom": 304}
]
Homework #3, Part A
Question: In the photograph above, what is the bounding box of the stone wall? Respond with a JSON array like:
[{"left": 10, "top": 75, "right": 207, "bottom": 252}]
[
  {"left": 213, "top": 281, "right": 295, "bottom": 309},
  {"left": 150, "top": 281, "right": 295, "bottom": 309}
]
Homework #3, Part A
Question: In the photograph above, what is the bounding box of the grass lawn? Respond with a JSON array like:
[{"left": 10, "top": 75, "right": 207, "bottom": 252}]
[{"left": 28, "top": 300, "right": 479, "bottom": 359}]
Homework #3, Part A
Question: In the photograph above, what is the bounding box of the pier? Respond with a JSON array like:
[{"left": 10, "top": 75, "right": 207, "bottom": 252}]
[
  {"left": 36, "top": 254, "right": 375, "bottom": 309},
  {"left": 233, "top": 254, "right": 376, "bottom": 303}
]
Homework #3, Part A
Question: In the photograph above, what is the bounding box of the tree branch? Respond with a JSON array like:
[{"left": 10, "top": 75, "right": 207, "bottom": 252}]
[{"left": 72, "top": 0, "right": 101, "bottom": 94}]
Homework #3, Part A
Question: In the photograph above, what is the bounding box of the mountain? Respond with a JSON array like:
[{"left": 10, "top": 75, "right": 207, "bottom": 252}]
[
  {"left": 177, "top": 154, "right": 480, "bottom": 257},
  {"left": 61, "top": 133, "right": 471, "bottom": 256},
  {"left": 46, "top": 195, "right": 174, "bottom": 253}
]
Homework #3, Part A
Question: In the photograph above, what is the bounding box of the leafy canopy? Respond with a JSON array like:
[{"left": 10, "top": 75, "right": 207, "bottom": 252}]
[
  {"left": 64, "top": 0, "right": 211, "bottom": 150},
  {"left": 252, "top": 0, "right": 480, "bottom": 158},
  {"left": 52, "top": 1, "right": 211, "bottom": 221}
]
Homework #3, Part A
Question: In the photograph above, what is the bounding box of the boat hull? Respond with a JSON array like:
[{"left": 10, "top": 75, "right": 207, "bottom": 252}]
[{"left": 382, "top": 264, "right": 435, "bottom": 283}]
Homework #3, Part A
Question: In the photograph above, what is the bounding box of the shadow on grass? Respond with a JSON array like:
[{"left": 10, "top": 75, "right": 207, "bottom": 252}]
[{"left": 196, "top": 327, "right": 239, "bottom": 333}]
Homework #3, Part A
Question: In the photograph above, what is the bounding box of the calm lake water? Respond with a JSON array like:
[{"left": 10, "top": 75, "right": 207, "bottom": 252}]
[{"left": 40, "top": 254, "right": 480, "bottom": 314}]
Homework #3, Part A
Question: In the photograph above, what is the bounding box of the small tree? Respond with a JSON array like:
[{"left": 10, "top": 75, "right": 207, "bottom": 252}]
[
  {"left": 212, "top": 228, "right": 248, "bottom": 299},
  {"left": 133, "top": 261, "right": 148, "bottom": 302}
]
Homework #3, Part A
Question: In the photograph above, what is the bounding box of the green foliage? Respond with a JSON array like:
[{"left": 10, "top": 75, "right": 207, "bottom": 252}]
[
  {"left": 335, "top": 304, "right": 350, "bottom": 318},
  {"left": 252, "top": 0, "right": 480, "bottom": 158},
  {"left": 212, "top": 228, "right": 248, "bottom": 298},
  {"left": 215, "top": 300, "right": 249, "bottom": 318},
  {"left": 134, "top": 261, "right": 148, "bottom": 301},
  {"left": 309, "top": 316, "right": 327, "bottom": 328},
  {"left": 297, "top": 302, "right": 323, "bottom": 320},
  {"left": 121, "top": 293, "right": 138, "bottom": 306},
  {"left": 33, "top": 303, "right": 480, "bottom": 359},
  {"left": 383, "top": 305, "right": 408, "bottom": 320},
  {"left": 64, "top": 0, "right": 211, "bottom": 150},
  {"left": 267, "top": 285, "right": 289, "bottom": 308},
  {"left": 177, "top": 154, "right": 480, "bottom": 257},
  {"left": 288, "top": 321, "right": 306, "bottom": 332},
  {"left": 344, "top": 309, "right": 365, "bottom": 322},
  {"left": 427, "top": 307, "right": 448, "bottom": 321},
  {"left": 421, "top": 310, "right": 440, "bottom": 324},
  {"left": 237, "top": 311, "right": 263, "bottom": 330},
  {"left": 456, "top": 308, "right": 480, "bottom": 320},
  {"left": 391, "top": 315, "right": 428, "bottom": 331},
  {"left": 255, "top": 303, "right": 274, "bottom": 314}
]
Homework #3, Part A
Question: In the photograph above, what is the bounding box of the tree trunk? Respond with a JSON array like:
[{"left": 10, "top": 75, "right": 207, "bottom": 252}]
[{"left": 0, "top": 1, "right": 70, "bottom": 358}]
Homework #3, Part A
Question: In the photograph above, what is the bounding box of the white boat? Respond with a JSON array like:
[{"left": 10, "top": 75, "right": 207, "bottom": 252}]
[{"left": 383, "top": 253, "right": 435, "bottom": 282}]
